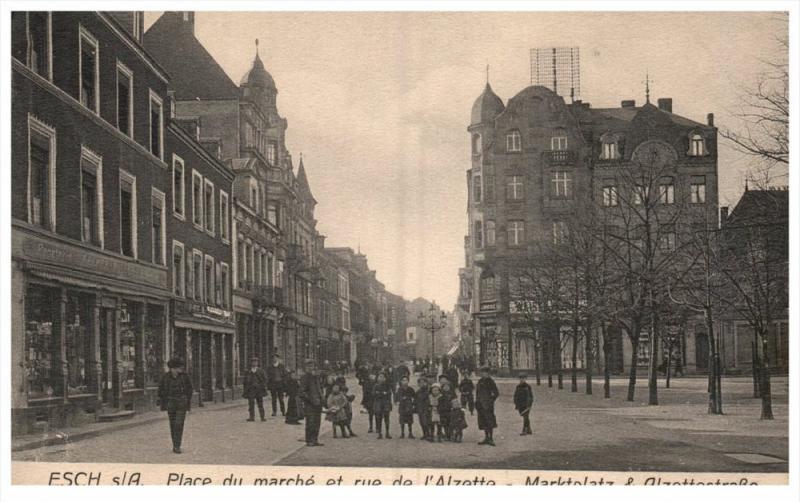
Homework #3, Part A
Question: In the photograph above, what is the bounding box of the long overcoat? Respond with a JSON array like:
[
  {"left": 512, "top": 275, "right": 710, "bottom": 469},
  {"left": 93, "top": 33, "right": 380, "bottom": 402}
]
[{"left": 475, "top": 376, "right": 499, "bottom": 430}]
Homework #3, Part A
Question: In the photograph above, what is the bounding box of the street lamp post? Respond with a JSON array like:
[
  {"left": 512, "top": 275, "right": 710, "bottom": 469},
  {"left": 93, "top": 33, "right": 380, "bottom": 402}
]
[{"left": 418, "top": 304, "right": 448, "bottom": 362}]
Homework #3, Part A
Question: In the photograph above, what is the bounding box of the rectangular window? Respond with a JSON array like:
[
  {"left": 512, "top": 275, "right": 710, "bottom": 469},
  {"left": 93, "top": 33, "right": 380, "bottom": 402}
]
[
  {"left": 474, "top": 221, "right": 483, "bottom": 249},
  {"left": 193, "top": 251, "right": 203, "bottom": 301},
  {"left": 192, "top": 170, "right": 203, "bottom": 228},
  {"left": 659, "top": 181, "right": 675, "bottom": 204},
  {"left": 79, "top": 27, "right": 99, "bottom": 113},
  {"left": 116, "top": 63, "right": 133, "bottom": 137},
  {"left": 506, "top": 175, "right": 524, "bottom": 200},
  {"left": 602, "top": 185, "right": 618, "bottom": 207},
  {"left": 173, "top": 241, "right": 185, "bottom": 297},
  {"left": 237, "top": 238, "right": 246, "bottom": 288},
  {"left": 220, "top": 263, "right": 230, "bottom": 308},
  {"left": 151, "top": 189, "right": 166, "bottom": 265},
  {"left": 80, "top": 148, "right": 103, "bottom": 246},
  {"left": 267, "top": 142, "right": 277, "bottom": 165},
  {"left": 659, "top": 231, "right": 677, "bottom": 252},
  {"left": 267, "top": 202, "right": 278, "bottom": 226},
  {"left": 28, "top": 116, "right": 56, "bottom": 229},
  {"left": 507, "top": 131, "right": 521, "bottom": 152},
  {"left": 690, "top": 177, "right": 706, "bottom": 204},
  {"left": 551, "top": 136, "right": 568, "bottom": 151},
  {"left": 601, "top": 142, "right": 617, "bottom": 160},
  {"left": 551, "top": 171, "right": 572, "bottom": 198},
  {"left": 28, "top": 12, "right": 51, "bottom": 79},
  {"left": 204, "top": 179, "right": 215, "bottom": 234},
  {"left": 473, "top": 174, "right": 482, "bottom": 203},
  {"left": 119, "top": 172, "right": 136, "bottom": 258},
  {"left": 486, "top": 220, "right": 496, "bottom": 246},
  {"left": 552, "top": 221, "right": 567, "bottom": 245},
  {"left": 149, "top": 91, "right": 163, "bottom": 159},
  {"left": 205, "top": 256, "right": 215, "bottom": 305},
  {"left": 484, "top": 175, "right": 495, "bottom": 203},
  {"left": 634, "top": 185, "right": 649, "bottom": 205},
  {"left": 219, "top": 190, "right": 230, "bottom": 241},
  {"left": 508, "top": 220, "right": 525, "bottom": 246},
  {"left": 172, "top": 155, "right": 185, "bottom": 217}
]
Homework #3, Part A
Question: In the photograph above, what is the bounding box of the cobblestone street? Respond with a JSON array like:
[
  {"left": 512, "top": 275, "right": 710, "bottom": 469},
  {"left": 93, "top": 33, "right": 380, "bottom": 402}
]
[{"left": 13, "top": 376, "right": 788, "bottom": 472}]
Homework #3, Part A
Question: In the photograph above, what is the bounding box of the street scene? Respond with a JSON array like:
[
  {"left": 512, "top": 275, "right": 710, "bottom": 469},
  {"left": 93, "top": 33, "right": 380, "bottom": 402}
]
[{"left": 7, "top": 8, "right": 791, "bottom": 480}]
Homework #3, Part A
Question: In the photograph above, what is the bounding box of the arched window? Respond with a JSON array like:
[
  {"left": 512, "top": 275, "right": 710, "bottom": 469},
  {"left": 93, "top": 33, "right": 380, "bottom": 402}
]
[
  {"left": 474, "top": 220, "right": 483, "bottom": 249},
  {"left": 471, "top": 133, "right": 482, "bottom": 155},
  {"left": 506, "top": 130, "right": 521, "bottom": 152},
  {"left": 689, "top": 133, "right": 706, "bottom": 156},
  {"left": 599, "top": 132, "right": 621, "bottom": 160}
]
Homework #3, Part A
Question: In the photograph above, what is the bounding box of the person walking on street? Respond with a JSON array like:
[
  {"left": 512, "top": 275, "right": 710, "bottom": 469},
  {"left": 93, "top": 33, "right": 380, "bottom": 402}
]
[
  {"left": 284, "top": 370, "right": 303, "bottom": 425},
  {"left": 158, "top": 358, "right": 194, "bottom": 454},
  {"left": 267, "top": 354, "right": 287, "bottom": 416},
  {"left": 299, "top": 358, "right": 325, "bottom": 447},
  {"left": 396, "top": 376, "right": 416, "bottom": 438},
  {"left": 513, "top": 374, "right": 534, "bottom": 435},
  {"left": 372, "top": 372, "right": 393, "bottom": 439},
  {"left": 459, "top": 372, "right": 475, "bottom": 415},
  {"left": 243, "top": 357, "right": 268, "bottom": 422},
  {"left": 476, "top": 366, "right": 499, "bottom": 446}
]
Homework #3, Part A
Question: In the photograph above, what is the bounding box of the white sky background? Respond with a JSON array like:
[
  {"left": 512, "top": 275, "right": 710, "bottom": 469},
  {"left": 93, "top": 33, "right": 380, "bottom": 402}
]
[{"left": 145, "top": 11, "right": 787, "bottom": 308}]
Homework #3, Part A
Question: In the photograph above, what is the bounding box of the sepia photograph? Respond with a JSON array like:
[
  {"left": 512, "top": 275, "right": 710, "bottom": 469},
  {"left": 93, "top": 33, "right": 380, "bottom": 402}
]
[{"left": 2, "top": 0, "right": 797, "bottom": 493}]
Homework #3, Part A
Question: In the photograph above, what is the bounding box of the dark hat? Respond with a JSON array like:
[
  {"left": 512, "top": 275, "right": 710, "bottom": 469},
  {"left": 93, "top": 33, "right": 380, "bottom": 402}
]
[{"left": 167, "top": 357, "right": 185, "bottom": 368}]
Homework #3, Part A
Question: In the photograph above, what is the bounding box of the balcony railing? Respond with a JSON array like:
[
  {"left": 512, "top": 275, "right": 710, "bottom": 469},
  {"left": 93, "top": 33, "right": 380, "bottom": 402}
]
[
  {"left": 544, "top": 150, "right": 577, "bottom": 165},
  {"left": 255, "top": 285, "right": 284, "bottom": 307}
]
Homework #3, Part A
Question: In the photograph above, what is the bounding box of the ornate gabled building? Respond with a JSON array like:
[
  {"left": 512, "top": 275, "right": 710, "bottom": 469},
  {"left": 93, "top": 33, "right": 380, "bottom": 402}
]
[{"left": 461, "top": 76, "right": 719, "bottom": 376}]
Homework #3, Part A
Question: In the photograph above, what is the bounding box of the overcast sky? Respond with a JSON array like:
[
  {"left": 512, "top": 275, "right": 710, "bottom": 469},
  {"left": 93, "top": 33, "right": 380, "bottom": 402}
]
[{"left": 145, "top": 11, "right": 787, "bottom": 308}]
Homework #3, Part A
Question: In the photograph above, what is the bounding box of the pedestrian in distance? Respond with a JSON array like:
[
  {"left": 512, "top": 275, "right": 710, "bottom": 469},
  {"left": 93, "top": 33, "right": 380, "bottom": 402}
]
[
  {"left": 429, "top": 383, "right": 443, "bottom": 442},
  {"left": 459, "top": 371, "right": 475, "bottom": 415},
  {"left": 396, "top": 376, "right": 416, "bottom": 438},
  {"left": 439, "top": 380, "right": 455, "bottom": 440},
  {"left": 476, "top": 366, "right": 499, "bottom": 446},
  {"left": 372, "top": 372, "right": 393, "bottom": 439},
  {"left": 415, "top": 376, "right": 432, "bottom": 441},
  {"left": 363, "top": 373, "right": 377, "bottom": 432},
  {"left": 299, "top": 358, "right": 324, "bottom": 447},
  {"left": 266, "top": 354, "right": 287, "bottom": 416},
  {"left": 284, "top": 370, "right": 303, "bottom": 425},
  {"left": 326, "top": 384, "right": 350, "bottom": 438},
  {"left": 243, "top": 357, "right": 268, "bottom": 422},
  {"left": 514, "top": 373, "right": 534, "bottom": 435},
  {"left": 157, "top": 357, "right": 193, "bottom": 454},
  {"left": 449, "top": 398, "right": 467, "bottom": 443}
]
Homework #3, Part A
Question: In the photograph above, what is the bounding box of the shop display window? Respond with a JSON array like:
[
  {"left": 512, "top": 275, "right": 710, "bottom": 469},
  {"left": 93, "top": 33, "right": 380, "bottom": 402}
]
[
  {"left": 25, "top": 285, "right": 60, "bottom": 399},
  {"left": 144, "top": 305, "right": 164, "bottom": 386},
  {"left": 118, "top": 301, "right": 139, "bottom": 389},
  {"left": 65, "top": 293, "right": 92, "bottom": 394}
]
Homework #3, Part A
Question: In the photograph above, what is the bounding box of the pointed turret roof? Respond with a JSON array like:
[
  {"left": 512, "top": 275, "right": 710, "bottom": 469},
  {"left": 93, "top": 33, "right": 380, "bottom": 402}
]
[
  {"left": 295, "top": 156, "right": 316, "bottom": 204},
  {"left": 240, "top": 42, "right": 277, "bottom": 91},
  {"left": 471, "top": 82, "right": 505, "bottom": 126}
]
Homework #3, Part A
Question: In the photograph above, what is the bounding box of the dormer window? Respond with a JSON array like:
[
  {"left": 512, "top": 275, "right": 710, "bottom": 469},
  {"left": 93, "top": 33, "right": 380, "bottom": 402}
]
[
  {"left": 472, "top": 133, "right": 482, "bottom": 155},
  {"left": 551, "top": 136, "right": 568, "bottom": 151},
  {"left": 601, "top": 141, "right": 618, "bottom": 160},
  {"left": 506, "top": 130, "right": 521, "bottom": 152},
  {"left": 689, "top": 133, "right": 707, "bottom": 156}
]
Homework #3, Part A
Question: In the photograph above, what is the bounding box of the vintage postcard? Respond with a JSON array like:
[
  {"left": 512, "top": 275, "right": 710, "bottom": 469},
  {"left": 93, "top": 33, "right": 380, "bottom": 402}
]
[{"left": 2, "top": 0, "right": 797, "bottom": 497}]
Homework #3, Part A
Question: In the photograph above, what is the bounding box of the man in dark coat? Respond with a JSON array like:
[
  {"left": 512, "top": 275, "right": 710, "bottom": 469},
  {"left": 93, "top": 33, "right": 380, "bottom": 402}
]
[
  {"left": 476, "top": 366, "right": 499, "bottom": 446},
  {"left": 243, "top": 357, "right": 268, "bottom": 421},
  {"left": 158, "top": 357, "right": 194, "bottom": 454},
  {"left": 299, "top": 358, "right": 324, "bottom": 446},
  {"left": 513, "top": 373, "right": 534, "bottom": 435},
  {"left": 266, "top": 354, "right": 287, "bottom": 416}
]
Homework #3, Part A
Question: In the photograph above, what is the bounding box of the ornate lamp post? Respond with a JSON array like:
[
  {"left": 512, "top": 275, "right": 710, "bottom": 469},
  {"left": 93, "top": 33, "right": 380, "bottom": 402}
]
[{"left": 418, "top": 304, "right": 448, "bottom": 361}]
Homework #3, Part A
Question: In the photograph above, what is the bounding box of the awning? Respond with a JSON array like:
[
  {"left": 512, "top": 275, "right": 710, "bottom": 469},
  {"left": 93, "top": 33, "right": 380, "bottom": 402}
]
[
  {"left": 174, "top": 319, "right": 235, "bottom": 334},
  {"left": 28, "top": 266, "right": 170, "bottom": 301},
  {"left": 446, "top": 342, "right": 461, "bottom": 356}
]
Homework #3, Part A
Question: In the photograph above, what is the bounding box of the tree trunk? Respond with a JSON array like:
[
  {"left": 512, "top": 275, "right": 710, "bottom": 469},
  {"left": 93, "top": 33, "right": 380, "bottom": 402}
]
[
  {"left": 665, "top": 347, "right": 672, "bottom": 389},
  {"left": 707, "top": 309, "right": 722, "bottom": 415},
  {"left": 534, "top": 342, "right": 541, "bottom": 386},
  {"left": 627, "top": 336, "right": 638, "bottom": 402},
  {"left": 759, "top": 330, "right": 774, "bottom": 420},
  {"left": 751, "top": 340, "right": 761, "bottom": 398},
  {"left": 570, "top": 329, "right": 578, "bottom": 393},
  {"left": 602, "top": 324, "right": 611, "bottom": 398},
  {"left": 585, "top": 322, "right": 593, "bottom": 395}
]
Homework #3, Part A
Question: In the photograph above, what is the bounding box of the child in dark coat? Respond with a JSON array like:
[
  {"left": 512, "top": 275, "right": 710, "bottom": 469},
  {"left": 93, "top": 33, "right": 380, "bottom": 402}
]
[
  {"left": 513, "top": 374, "right": 534, "bottom": 435},
  {"left": 363, "top": 373, "right": 376, "bottom": 432},
  {"left": 476, "top": 366, "right": 499, "bottom": 446},
  {"left": 372, "top": 372, "right": 393, "bottom": 439},
  {"left": 341, "top": 383, "right": 358, "bottom": 437},
  {"left": 449, "top": 398, "right": 467, "bottom": 442},
  {"left": 395, "top": 376, "right": 416, "bottom": 438},
  {"left": 459, "top": 373, "right": 475, "bottom": 415},
  {"left": 415, "top": 377, "right": 432, "bottom": 441},
  {"left": 284, "top": 370, "right": 303, "bottom": 425}
]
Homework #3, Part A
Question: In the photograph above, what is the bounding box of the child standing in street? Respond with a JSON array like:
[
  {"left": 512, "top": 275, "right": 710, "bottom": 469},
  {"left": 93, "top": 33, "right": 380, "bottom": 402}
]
[
  {"left": 439, "top": 381, "right": 455, "bottom": 440},
  {"left": 415, "top": 376, "right": 432, "bottom": 441},
  {"left": 341, "top": 383, "right": 358, "bottom": 438},
  {"left": 449, "top": 398, "right": 467, "bottom": 443},
  {"left": 513, "top": 374, "right": 534, "bottom": 436},
  {"left": 396, "top": 376, "right": 416, "bottom": 438},
  {"left": 326, "top": 384, "right": 349, "bottom": 438},
  {"left": 429, "top": 383, "right": 443, "bottom": 442},
  {"left": 459, "top": 372, "right": 475, "bottom": 415},
  {"left": 372, "top": 372, "right": 393, "bottom": 439}
]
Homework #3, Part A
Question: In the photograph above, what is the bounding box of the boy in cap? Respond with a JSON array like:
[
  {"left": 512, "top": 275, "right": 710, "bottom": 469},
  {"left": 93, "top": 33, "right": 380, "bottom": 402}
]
[
  {"left": 158, "top": 357, "right": 194, "bottom": 453},
  {"left": 513, "top": 373, "right": 534, "bottom": 435}
]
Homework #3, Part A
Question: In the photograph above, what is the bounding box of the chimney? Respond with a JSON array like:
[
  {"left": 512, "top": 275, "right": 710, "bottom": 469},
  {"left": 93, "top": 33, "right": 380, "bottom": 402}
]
[
  {"left": 720, "top": 206, "right": 729, "bottom": 228},
  {"left": 657, "top": 98, "right": 672, "bottom": 113},
  {"left": 178, "top": 12, "right": 195, "bottom": 35},
  {"left": 707, "top": 113, "right": 715, "bottom": 127},
  {"left": 621, "top": 100, "right": 636, "bottom": 108}
]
